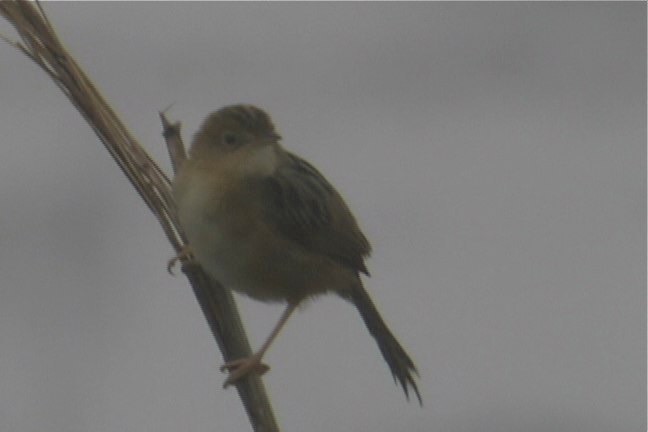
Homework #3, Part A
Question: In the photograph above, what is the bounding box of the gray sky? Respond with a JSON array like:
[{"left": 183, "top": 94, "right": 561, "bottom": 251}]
[{"left": 0, "top": 3, "right": 644, "bottom": 432}]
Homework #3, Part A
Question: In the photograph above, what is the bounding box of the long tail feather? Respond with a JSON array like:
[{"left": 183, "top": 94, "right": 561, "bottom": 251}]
[{"left": 343, "top": 283, "right": 422, "bottom": 405}]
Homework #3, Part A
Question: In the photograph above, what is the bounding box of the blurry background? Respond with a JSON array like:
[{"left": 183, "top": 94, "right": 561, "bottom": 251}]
[{"left": 0, "top": 3, "right": 644, "bottom": 431}]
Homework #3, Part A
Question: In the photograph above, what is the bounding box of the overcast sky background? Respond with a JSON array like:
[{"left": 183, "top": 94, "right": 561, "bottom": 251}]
[{"left": 0, "top": 3, "right": 644, "bottom": 432}]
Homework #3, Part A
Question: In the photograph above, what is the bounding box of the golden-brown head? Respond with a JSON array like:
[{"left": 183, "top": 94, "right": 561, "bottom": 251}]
[{"left": 189, "top": 104, "right": 282, "bottom": 162}]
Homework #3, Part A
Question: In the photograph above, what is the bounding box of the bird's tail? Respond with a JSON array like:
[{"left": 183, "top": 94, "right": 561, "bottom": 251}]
[{"left": 341, "top": 283, "right": 422, "bottom": 405}]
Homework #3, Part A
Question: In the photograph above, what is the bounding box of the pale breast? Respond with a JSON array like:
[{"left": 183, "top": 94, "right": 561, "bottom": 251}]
[
  {"left": 173, "top": 164, "right": 236, "bottom": 277},
  {"left": 173, "top": 161, "right": 276, "bottom": 297}
]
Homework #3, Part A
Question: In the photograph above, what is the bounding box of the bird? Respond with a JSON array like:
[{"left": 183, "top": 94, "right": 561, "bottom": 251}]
[{"left": 172, "top": 104, "right": 421, "bottom": 404}]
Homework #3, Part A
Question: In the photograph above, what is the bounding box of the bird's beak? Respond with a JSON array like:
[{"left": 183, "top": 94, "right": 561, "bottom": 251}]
[{"left": 265, "top": 132, "right": 282, "bottom": 142}]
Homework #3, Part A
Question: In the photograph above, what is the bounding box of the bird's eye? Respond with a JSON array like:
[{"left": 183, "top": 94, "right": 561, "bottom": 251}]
[{"left": 222, "top": 132, "right": 239, "bottom": 146}]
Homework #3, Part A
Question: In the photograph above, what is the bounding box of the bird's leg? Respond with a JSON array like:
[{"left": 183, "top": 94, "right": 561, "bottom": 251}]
[
  {"left": 167, "top": 244, "right": 193, "bottom": 274},
  {"left": 221, "top": 302, "right": 298, "bottom": 388}
]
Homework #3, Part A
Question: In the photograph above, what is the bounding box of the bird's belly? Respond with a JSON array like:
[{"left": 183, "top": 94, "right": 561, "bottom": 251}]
[{"left": 179, "top": 201, "right": 331, "bottom": 303}]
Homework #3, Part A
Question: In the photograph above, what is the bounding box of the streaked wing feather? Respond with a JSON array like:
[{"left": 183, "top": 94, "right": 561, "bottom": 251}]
[{"left": 254, "top": 152, "right": 371, "bottom": 274}]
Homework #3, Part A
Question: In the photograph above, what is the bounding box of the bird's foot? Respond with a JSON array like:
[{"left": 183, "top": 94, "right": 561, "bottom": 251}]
[
  {"left": 220, "top": 354, "right": 270, "bottom": 388},
  {"left": 167, "top": 245, "right": 193, "bottom": 275}
]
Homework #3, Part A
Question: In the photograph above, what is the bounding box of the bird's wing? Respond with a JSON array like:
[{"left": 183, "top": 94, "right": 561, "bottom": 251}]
[{"left": 250, "top": 152, "right": 371, "bottom": 275}]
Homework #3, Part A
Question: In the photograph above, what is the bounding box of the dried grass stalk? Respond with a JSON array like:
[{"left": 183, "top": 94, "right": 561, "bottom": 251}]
[{"left": 0, "top": 2, "right": 279, "bottom": 431}]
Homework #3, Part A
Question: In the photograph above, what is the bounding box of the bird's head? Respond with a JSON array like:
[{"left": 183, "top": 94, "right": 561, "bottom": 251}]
[{"left": 189, "top": 104, "right": 282, "bottom": 176}]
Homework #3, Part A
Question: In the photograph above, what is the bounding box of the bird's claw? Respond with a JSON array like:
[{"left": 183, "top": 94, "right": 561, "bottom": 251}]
[
  {"left": 221, "top": 356, "right": 270, "bottom": 388},
  {"left": 167, "top": 245, "right": 193, "bottom": 275}
]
